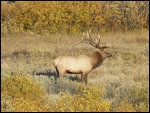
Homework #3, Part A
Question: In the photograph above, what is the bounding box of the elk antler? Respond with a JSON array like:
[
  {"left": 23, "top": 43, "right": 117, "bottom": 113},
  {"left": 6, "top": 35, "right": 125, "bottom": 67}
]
[{"left": 84, "top": 29, "right": 110, "bottom": 50}]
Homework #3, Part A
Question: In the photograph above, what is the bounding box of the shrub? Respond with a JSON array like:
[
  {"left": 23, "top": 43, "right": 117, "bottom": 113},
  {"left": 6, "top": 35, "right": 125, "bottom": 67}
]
[
  {"left": 117, "top": 101, "right": 136, "bottom": 112},
  {"left": 2, "top": 75, "right": 46, "bottom": 100},
  {"left": 11, "top": 97, "right": 50, "bottom": 112},
  {"left": 1, "top": 75, "right": 48, "bottom": 112},
  {"left": 1, "top": 93, "right": 13, "bottom": 112},
  {"left": 50, "top": 83, "right": 112, "bottom": 112}
]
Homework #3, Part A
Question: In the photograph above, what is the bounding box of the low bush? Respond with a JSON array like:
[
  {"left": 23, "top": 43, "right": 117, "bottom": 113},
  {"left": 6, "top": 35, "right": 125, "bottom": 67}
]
[{"left": 1, "top": 75, "right": 48, "bottom": 112}]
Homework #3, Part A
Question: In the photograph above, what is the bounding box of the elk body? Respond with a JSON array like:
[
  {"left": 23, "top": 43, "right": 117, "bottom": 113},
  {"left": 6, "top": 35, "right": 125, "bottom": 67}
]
[{"left": 53, "top": 30, "right": 112, "bottom": 84}]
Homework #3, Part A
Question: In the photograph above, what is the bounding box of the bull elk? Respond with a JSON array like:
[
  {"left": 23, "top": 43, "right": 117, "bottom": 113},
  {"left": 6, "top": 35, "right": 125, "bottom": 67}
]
[{"left": 53, "top": 30, "right": 112, "bottom": 84}]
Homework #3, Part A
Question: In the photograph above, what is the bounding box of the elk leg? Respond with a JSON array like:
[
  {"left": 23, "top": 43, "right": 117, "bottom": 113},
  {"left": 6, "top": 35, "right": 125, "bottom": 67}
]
[
  {"left": 54, "top": 67, "right": 65, "bottom": 83},
  {"left": 56, "top": 65, "right": 65, "bottom": 78},
  {"left": 55, "top": 67, "right": 59, "bottom": 78},
  {"left": 84, "top": 74, "right": 88, "bottom": 84},
  {"left": 81, "top": 74, "right": 84, "bottom": 82},
  {"left": 54, "top": 67, "right": 59, "bottom": 84},
  {"left": 81, "top": 73, "right": 88, "bottom": 84},
  {"left": 59, "top": 71, "right": 65, "bottom": 77}
]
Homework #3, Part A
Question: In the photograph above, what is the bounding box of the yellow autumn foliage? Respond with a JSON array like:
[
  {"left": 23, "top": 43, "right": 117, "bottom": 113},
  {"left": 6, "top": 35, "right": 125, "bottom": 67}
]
[
  {"left": 1, "top": 75, "right": 149, "bottom": 112},
  {"left": 1, "top": 75, "right": 48, "bottom": 112},
  {"left": 117, "top": 101, "right": 136, "bottom": 112},
  {"left": 1, "top": 1, "right": 149, "bottom": 34},
  {"left": 50, "top": 84, "right": 111, "bottom": 112}
]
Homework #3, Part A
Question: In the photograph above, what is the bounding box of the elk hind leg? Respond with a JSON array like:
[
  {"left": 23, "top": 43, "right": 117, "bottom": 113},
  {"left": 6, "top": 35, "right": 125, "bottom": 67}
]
[
  {"left": 54, "top": 66, "right": 59, "bottom": 78},
  {"left": 54, "top": 66, "right": 65, "bottom": 83},
  {"left": 54, "top": 66, "right": 59, "bottom": 84}
]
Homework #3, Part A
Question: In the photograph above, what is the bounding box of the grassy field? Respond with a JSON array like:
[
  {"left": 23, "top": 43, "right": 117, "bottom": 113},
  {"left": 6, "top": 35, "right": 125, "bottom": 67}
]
[{"left": 1, "top": 30, "right": 149, "bottom": 112}]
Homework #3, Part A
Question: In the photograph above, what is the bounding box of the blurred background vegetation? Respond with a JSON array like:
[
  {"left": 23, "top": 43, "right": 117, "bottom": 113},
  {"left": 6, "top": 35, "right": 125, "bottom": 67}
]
[
  {"left": 1, "top": 1, "right": 149, "bottom": 34},
  {"left": 1, "top": 1, "right": 149, "bottom": 112}
]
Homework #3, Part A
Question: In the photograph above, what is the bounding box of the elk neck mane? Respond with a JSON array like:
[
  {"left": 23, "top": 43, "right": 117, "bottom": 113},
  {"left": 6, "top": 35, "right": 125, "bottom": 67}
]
[{"left": 89, "top": 51, "right": 103, "bottom": 69}]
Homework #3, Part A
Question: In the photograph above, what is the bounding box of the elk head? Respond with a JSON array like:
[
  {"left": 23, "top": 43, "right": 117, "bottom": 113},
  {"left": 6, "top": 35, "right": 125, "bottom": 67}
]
[{"left": 83, "top": 29, "right": 112, "bottom": 60}]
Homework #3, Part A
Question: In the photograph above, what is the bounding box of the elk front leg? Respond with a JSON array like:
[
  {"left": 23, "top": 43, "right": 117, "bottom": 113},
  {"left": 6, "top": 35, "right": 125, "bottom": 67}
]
[
  {"left": 81, "top": 73, "right": 88, "bottom": 84},
  {"left": 84, "top": 74, "right": 88, "bottom": 84},
  {"left": 81, "top": 74, "right": 84, "bottom": 83}
]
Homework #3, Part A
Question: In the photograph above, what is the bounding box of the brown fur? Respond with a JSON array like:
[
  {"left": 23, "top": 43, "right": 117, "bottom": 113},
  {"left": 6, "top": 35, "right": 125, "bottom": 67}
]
[{"left": 90, "top": 51, "right": 103, "bottom": 69}]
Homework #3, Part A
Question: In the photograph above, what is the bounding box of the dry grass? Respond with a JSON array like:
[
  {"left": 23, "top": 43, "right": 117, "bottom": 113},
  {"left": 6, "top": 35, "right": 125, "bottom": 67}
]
[{"left": 1, "top": 29, "right": 149, "bottom": 111}]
